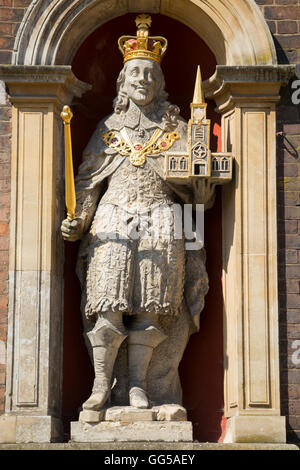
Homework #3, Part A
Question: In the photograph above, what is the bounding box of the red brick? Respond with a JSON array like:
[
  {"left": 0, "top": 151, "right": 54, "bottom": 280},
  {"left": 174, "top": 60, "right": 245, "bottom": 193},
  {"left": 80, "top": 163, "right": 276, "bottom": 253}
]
[
  {"left": 0, "top": 37, "right": 14, "bottom": 50},
  {"left": 0, "top": 194, "right": 10, "bottom": 207},
  {"left": 0, "top": 371, "right": 5, "bottom": 385},
  {"left": 0, "top": 272, "right": 8, "bottom": 282},
  {"left": 265, "top": 6, "right": 300, "bottom": 20},
  {"left": 286, "top": 280, "right": 300, "bottom": 294},
  {"left": 0, "top": 296, "right": 7, "bottom": 310},
  {"left": 0, "top": 324, "right": 7, "bottom": 341},
  {"left": 283, "top": 124, "right": 300, "bottom": 135},
  {"left": 286, "top": 265, "right": 300, "bottom": 279},
  {"left": 287, "top": 294, "right": 300, "bottom": 309},
  {"left": 0, "top": 250, "right": 9, "bottom": 266},
  {"left": 281, "top": 234, "right": 300, "bottom": 248},
  {"left": 0, "top": 207, "right": 9, "bottom": 222},
  {"left": 13, "top": 0, "right": 31, "bottom": 7},
  {"left": 0, "top": 136, "right": 11, "bottom": 152},
  {"left": 275, "top": 34, "right": 300, "bottom": 48},
  {"left": 277, "top": 21, "right": 298, "bottom": 34},
  {"left": 267, "top": 20, "right": 276, "bottom": 34},
  {"left": 11, "top": 22, "right": 21, "bottom": 35},
  {"left": 0, "top": 280, "right": 8, "bottom": 295},
  {"left": 0, "top": 239, "right": 8, "bottom": 251},
  {"left": 0, "top": 122, "right": 11, "bottom": 134},
  {"left": 286, "top": 207, "right": 300, "bottom": 220},
  {"left": 0, "top": 23, "right": 11, "bottom": 36},
  {"left": 0, "top": 107, "right": 12, "bottom": 121},
  {"left": 0, "top": 165, "right": 10, "bottom": 180},
  {"left": 0, "top": 8, "right": 25, "bottom": 22},
  {"left": 0, "top": 180, "right": 10, "bottom": 193},
  {"left": 0, "top": 50, "right": 11, "bottom": 64},
  {"left": 0, "top": 223, "right": 8, "bottom": 237},
  {"left": 283, "top": 164, "right": 298, "bottom": 177}
]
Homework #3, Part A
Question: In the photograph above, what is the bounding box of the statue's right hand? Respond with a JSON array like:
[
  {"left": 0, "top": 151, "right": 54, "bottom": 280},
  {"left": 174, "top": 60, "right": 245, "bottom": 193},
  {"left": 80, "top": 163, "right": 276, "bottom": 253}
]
[{"left": 61, "top": 218, "right": 83, "bottom": 242}]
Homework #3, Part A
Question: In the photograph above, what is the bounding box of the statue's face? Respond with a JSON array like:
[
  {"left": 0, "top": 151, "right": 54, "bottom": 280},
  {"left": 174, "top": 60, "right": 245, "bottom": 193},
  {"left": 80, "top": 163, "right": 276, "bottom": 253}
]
[{"left": 123, "top": 59, "right": 160, "bottom": 106}]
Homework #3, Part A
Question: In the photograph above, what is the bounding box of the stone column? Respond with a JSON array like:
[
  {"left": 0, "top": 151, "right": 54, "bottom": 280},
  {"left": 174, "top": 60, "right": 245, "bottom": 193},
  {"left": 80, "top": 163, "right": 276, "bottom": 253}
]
[
  {"left": 205, "top": 65, "right": 295, "bottom": 444},
  {"left": 0, "top": 66, "right": 90, "bottom": 443}
]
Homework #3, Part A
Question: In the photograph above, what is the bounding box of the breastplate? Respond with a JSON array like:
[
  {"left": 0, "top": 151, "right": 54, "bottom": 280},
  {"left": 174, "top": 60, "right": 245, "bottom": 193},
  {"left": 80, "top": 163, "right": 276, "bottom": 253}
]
[{"left": 100, "top": 158, "right": 174, "bottom": 212}]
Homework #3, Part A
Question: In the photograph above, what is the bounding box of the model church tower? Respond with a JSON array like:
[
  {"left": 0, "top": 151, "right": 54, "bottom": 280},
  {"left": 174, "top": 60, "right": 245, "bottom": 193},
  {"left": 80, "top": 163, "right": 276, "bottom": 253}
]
[{"left": 166, "top": 66, "right": 233, "bottom": 182}]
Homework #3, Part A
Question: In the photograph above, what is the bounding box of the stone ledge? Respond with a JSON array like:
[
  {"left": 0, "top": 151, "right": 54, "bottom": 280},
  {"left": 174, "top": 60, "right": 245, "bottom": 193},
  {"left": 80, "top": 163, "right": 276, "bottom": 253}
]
[{"left": 0, "top": 442, "right": 298, "bottom": 451}]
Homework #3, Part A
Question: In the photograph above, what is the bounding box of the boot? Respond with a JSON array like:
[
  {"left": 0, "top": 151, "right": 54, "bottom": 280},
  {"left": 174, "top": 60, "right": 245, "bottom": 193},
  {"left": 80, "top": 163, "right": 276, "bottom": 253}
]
[
  {"left": 128, "top": 326, "right": 166, "bottom": 408},
  {"left": 82, "top": 321, "right": 127, "bottom": 411}
]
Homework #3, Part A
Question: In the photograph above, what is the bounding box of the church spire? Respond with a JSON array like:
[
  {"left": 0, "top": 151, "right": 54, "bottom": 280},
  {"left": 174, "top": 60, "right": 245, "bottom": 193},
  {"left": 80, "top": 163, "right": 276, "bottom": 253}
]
[{"left": 192, "top": 65, "right": 205, "bottom": 104}]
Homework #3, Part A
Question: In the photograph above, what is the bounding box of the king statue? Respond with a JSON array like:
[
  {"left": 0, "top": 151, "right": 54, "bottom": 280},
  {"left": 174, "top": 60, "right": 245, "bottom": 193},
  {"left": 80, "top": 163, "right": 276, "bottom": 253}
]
[{"left": 61, "top": 15, "right": 219, "bottom": 419}]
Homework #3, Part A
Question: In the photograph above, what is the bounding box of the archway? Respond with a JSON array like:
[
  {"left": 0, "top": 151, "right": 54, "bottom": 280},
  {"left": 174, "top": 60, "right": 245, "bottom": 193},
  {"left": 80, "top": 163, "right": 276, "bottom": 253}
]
[
  {"left": 0, "top": 0, "right": 293, "bottom": 444},
  {"left": 13, "top": 0, "right": 276, "bottom": 67}
]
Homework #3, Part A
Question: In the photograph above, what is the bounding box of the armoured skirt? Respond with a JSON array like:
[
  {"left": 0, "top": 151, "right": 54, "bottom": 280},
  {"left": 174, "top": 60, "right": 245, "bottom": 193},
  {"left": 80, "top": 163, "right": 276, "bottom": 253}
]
[{"left": 82, "top": 202, "right": 185, "bottom": 320}]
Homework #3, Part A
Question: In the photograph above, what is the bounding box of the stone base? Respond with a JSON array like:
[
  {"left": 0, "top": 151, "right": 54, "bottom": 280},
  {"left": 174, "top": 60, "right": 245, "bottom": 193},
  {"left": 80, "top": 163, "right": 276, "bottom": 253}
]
[
  {"left": 224, "top": 416, "right": 286, "bottom": 444},
  {"left": 71, "top": 421, "right": 193, "bottom": 442},
  {"left": 0, "top": 414, "right": 63, "bottom": 443}
]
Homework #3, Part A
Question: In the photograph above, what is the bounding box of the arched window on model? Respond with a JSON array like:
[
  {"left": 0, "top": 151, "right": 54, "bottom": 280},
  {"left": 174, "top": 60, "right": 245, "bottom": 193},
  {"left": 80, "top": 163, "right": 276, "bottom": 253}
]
[
  {"left": 212, "top": 157, "right": 219, "bottom": 171},
  {"left": 169, "top": 157, "right": 177, "bottom": 170},
  {"left": 180, "top": 157, "right": 187, "bottom": 170}
]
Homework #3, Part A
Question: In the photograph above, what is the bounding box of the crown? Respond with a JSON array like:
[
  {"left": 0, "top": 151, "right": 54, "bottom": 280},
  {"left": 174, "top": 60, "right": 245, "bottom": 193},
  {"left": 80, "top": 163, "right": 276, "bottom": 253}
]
[{"left": 118, "top": 14, "right": 168, "bottom": 64}]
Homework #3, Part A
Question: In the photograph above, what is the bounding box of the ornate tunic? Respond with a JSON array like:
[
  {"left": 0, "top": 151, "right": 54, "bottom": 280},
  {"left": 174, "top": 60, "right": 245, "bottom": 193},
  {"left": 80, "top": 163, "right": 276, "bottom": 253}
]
[{"left": 75, "top": 102, "right": 209, "bottom": 326}]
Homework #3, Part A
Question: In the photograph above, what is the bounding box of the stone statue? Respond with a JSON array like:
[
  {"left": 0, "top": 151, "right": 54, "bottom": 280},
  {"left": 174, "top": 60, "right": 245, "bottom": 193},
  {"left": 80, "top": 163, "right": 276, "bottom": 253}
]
[{"left": 61, "top": 15, "right": 221, "bottom": 420}]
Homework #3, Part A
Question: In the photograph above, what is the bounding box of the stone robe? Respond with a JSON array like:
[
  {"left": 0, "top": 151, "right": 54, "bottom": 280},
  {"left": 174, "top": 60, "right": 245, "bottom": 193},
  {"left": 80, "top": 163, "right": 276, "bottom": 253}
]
[{"left": 74, "top": 101, "right": 209, "bottom": 405}]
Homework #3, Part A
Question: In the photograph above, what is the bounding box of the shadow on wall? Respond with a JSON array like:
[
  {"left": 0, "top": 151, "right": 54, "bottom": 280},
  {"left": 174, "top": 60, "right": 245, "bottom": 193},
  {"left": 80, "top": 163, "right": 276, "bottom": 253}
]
[{"left": 62, "top": 13, "right": 225, "bottom": 443}]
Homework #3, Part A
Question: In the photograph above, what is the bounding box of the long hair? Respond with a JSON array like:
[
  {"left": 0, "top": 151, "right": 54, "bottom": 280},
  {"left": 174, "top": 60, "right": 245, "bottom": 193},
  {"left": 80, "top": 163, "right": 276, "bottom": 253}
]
[{"left": 113, "top": 61, "right": 180, "bottom": 132}]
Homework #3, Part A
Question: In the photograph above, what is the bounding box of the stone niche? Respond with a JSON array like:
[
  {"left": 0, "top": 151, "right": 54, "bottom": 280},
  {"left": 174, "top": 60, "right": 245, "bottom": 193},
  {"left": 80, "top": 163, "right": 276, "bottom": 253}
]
[{"left": 0, "top": 0, "right": 296, "bottom": 446}]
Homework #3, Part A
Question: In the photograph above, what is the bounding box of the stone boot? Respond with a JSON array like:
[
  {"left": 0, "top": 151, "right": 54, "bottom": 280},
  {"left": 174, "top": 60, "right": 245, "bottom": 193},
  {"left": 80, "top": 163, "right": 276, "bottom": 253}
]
[
  {"left": 128, "top": 326, "right": 166, "bottom": 408},
  {"left": 82, "top": 322, "right": 127, "bottom": 411}
]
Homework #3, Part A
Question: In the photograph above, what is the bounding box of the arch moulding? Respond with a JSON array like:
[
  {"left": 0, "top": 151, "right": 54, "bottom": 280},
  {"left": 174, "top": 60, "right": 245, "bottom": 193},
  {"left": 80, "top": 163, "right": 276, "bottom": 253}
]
[
  {"left": 13, "top": 0, "right": 276, "bottom": 67},
  {"left": 0, "top": 0, "right": 296, "bottom": 446}
]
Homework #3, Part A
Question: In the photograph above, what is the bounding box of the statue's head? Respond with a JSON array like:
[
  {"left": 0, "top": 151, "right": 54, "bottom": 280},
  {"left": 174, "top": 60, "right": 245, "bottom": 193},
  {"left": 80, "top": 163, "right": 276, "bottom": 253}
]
[
  {"left": 115, "top": 58, "right": 166, "bottom": 110},
  {"left": 122, "top": 58, "right": 162, "bottom": 106},
  {"left": 114, "top": 15, "right": 179, "bottom": 130}
]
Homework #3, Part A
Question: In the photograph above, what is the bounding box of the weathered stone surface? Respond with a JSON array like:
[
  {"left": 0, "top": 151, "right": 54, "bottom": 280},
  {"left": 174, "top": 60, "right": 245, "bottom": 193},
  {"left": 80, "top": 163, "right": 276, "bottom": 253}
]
[
  {"left": 224, "top": 416, "right": 287, "bottom": 444},
  {"left": 155, "top": 404, "right": 187, "bottom": 422},
  {"left": 0, "top": 415, "right": 62, "bottom": 443},
  {"left": 0, "top": 442, "right": 298, "bottom": 451},
  {"left": 79, "top": 410, "right": 104, "bottom": 423},
  {"left": 105, "top": 407, "right": 155, "bottom": 423},
  {"left": 12, "top": 0, "right": 277, "bottom": 66},
  {"left": 70, "top": 421, "right": 193, "bottom": 443},
  {"left": 0, "top": 415, "right": 16, "bottom": 444}
]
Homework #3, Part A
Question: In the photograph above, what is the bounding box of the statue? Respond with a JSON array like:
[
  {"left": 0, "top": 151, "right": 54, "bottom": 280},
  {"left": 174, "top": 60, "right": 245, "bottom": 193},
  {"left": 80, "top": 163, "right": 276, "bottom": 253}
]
[{"left": 61, "top": 15, "right": 232, "bottom": 421}]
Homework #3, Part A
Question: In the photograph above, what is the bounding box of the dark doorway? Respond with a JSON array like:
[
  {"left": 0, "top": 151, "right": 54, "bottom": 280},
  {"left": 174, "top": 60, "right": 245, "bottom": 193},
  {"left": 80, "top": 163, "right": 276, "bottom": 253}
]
[{"left": 62, "top": 12, "right": 224, "bottom": 443}]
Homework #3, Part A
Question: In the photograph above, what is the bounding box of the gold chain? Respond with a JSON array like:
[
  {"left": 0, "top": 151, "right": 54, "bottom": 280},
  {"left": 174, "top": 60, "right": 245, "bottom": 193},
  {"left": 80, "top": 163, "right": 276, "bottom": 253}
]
[{"left": 100, "top": 127, "right": 179, "bottom": 167}]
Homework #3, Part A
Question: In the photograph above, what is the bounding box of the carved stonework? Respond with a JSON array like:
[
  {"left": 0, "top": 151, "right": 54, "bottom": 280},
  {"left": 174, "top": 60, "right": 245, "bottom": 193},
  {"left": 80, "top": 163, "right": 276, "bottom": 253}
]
[{"left": 61, "top": 18, "right": 217, "bottom": 435}]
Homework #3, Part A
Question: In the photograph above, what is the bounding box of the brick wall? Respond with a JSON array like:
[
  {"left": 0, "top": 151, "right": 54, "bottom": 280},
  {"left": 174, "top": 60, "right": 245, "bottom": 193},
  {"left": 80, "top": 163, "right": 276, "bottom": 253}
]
[{"left": 0, "top": 0, "right": 299, "bottom": 443}]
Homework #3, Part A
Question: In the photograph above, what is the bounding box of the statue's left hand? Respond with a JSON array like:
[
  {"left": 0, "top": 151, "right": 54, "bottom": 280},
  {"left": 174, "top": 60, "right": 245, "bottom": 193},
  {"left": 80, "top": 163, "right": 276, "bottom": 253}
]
[
  {"left": 192, "top": 179, "right": 216, "bottom": 209},
  {"left": 61, "top": 218, "right": 84, "bottom": 242}
]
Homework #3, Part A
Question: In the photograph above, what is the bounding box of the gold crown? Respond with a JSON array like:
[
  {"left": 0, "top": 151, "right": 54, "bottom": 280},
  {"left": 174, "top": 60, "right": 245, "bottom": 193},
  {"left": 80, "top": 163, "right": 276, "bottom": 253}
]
[{"left": 118, "top": 14, "right": 168, "bottom": 64}]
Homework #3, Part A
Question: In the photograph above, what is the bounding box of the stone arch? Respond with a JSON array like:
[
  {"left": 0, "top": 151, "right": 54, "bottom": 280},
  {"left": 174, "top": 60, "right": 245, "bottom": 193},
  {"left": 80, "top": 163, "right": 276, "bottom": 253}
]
[{"left": 13, "top": 0, "right": 277, "bottom": 67}]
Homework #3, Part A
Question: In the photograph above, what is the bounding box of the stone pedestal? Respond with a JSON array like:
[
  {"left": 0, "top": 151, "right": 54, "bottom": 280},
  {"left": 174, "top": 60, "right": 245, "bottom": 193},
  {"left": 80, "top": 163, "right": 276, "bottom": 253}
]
[
  {"left": 71, "top": 421, "right": 193, "bottom": 443},
  {"left": 71, "top": 405, "right": 192, "bottom": 442}
]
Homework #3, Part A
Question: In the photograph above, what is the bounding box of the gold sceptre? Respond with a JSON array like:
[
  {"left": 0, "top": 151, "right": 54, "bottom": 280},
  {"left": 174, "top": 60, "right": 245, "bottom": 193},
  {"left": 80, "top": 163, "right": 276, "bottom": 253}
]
[{"left": 61, "top": 105, "right": 76, "bottom": 221}]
